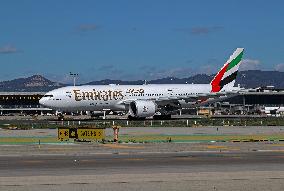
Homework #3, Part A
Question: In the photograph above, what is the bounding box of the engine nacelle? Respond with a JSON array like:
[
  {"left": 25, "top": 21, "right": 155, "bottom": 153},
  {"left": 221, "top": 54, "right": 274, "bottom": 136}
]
[{"left": 129, "top": 100, "right": 157, "bottom": 118}]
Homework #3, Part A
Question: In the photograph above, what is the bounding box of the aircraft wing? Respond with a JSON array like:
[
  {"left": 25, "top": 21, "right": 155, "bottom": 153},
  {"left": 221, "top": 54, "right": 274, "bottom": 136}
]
[
  {"left": 158, "top": 91, "right": 238, "bottom": 102},
  {"left": 118, "top": 91, "right": 239, "bottom": 107}
]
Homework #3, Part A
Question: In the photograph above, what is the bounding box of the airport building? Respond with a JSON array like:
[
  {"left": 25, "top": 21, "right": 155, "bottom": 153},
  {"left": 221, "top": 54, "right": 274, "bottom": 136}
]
[
  {"left": 0, "top": 92, "right": 51, "bottom": 115},
  {"left": 202, "top": 87, "right": 284, "bottom": 116}
]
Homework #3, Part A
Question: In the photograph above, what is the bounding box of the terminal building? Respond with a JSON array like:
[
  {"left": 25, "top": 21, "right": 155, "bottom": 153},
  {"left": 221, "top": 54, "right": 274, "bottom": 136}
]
[
  {"left": 197, "top": 87, "right": 284, "bottom": 116},
  {"left": 0, "top": 92, "right": 51, "bottom": 115}
]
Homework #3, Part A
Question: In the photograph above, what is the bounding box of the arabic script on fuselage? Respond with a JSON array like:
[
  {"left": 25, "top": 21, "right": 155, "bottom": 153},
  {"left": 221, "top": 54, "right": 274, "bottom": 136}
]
[{"left": 126, "top": 88, "right": 145, "bottom": 94}]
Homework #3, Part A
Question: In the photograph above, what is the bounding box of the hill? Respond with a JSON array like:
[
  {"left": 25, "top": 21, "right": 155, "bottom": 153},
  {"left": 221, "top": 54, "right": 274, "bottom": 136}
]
[
  {"left": 0, "top": 75, "right": 64, "bottom": 92},
  {"left": 86, "top": 71, "right": 284, "bottom": 89},
  {"left": 0, "top": 70, "right": 283, "bottom": 92}
]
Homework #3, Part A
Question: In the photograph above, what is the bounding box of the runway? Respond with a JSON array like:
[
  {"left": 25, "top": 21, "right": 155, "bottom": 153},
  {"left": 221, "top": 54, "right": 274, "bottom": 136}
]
[
  {"left": 1, "top": 151, "right": 284, "bottom": 176},
  {"left": 1, "top": 125, "right": 284, "bottom": 190},
  {"left": 1, "top": 151, "right": 284, "bottom": 190}
]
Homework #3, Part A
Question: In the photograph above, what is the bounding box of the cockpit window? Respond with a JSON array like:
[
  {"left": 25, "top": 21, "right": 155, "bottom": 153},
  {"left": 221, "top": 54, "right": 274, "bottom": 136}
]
[
  {"left": 66, "top": 91, "right": 72, "bottom": 98},
  {"left": 43, "top": 95, "right": 54, "bottom": 97}
]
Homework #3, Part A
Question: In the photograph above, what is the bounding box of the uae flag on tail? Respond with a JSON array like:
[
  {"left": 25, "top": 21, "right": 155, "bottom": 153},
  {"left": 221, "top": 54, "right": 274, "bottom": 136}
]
[{"left": 211, "top": 48, "right": 244, "bottom": 92}]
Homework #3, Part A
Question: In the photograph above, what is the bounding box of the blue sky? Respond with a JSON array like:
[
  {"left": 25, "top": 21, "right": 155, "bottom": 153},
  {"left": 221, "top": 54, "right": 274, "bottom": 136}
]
[{"left": 0, "top": 0, "right": 284, "bottom": 83}]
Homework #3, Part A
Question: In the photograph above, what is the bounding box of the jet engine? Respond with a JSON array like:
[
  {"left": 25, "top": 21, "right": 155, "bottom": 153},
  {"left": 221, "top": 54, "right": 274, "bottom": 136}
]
[{"left": 129, "top": 100, "right": 157, "bottom": 118}]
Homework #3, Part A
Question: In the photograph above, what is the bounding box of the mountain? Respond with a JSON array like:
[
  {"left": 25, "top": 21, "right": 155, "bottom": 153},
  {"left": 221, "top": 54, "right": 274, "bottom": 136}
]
[
  {"left": 85, "top": 79, "right": 145, "bottom": 85},
  {"left": 86, "top": 71, "right": 284, "bottom": 89},
  {"left": 236, "top": 70, "right": 284, "bottom": 88},
  {"left": 86, "top": 74, "right": 215, "bottom": 85},
  {"left": 0, "top": 70, "right": 283, "bottom": 92},
  {"left": 0, "top": 75, "right": 65, "bottom": 92}
]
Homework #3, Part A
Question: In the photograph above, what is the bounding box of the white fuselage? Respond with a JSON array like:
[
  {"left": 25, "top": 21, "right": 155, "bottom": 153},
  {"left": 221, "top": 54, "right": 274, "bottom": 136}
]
[
  {"left": 39, "top": 84, "right": 212, "bottom": 112},
  {"left": 39, "top": 48, "right": 244, "bottom": 115}
]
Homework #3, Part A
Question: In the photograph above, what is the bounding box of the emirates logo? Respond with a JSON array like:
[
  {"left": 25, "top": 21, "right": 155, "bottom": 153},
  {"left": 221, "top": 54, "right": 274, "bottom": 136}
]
[{"left": 143, "top": 106, "right": 148, "bottom": 112}]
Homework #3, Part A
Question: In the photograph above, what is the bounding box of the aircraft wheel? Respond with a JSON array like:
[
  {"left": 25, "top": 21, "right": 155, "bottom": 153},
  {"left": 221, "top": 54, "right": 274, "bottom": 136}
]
[{"left": 57, "top": 114, "right": 65, "bottom": 121}]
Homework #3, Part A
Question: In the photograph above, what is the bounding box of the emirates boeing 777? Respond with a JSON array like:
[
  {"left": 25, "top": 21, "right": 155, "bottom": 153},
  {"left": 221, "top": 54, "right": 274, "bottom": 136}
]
[{"left": 39, "top": 48, "right": 244, "bottom": 119}]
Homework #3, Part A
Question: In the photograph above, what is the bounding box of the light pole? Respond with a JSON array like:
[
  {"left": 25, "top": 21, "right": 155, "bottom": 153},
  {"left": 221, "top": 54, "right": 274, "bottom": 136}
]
[{"left": 69, "top": 72, "right": 79, "bottom": 86}]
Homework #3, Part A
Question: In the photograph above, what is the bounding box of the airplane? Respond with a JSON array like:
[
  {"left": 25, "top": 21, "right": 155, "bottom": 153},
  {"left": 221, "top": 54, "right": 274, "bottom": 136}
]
[
  {"left": 263, "top": 107, "right": 284, "bottom": 116},
  {"left": 39, "top": 48, "right": 244, "bottom": 120}
]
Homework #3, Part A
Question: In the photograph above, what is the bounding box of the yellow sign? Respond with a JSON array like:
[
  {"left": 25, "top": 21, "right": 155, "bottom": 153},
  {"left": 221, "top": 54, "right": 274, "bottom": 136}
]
[
  {"left": 77, "top": 129, "right": 104, "bottom": 140},
  {"left": 69, "top": 128, "right": 77, "bottom": 138},
  {"left": 58, "top": 129, "right": 69, "bottom": 141}
]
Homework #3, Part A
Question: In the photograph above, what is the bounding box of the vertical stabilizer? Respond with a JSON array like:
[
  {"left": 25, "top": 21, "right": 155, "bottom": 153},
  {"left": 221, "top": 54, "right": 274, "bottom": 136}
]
[{"left": 210, "top": 48, "right": 244, "bottom": 92}]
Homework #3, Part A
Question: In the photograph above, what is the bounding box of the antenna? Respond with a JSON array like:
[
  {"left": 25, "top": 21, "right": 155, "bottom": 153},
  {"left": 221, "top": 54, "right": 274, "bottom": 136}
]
[{"left": 69, "top": 72, "right": 79, "bottom": 86}]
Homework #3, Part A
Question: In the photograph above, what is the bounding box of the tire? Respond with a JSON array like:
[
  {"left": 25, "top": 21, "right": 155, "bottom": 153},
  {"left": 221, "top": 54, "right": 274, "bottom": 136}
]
[{"left": 58, "top": 116, "right": 64, "bottom": 121}]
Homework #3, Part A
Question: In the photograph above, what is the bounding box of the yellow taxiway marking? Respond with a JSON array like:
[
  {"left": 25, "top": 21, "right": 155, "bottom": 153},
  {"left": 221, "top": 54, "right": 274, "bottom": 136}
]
[
  {"left": 123, "top": 158, "right": 144, "bottom": 161},
  {"left": 102, "top": 144, "right": 144, "bottom": 149},
  {"left": 271, "top": 150, "right": 284, "bottom": 152},
  {"left": 206, "top": 145, "right": 228, "bottom": 149},
  {"left": 201, "top": 145, "right": 240, "bottom": 151},
  {"left": 22, "top": 160, "right": 44, "bottom": 164},
  {"left": 47, "top": 147, "right": 76, "bottom": 151},
  {"left": 270, "top": 144, "right": 284, "bottom": 147}
]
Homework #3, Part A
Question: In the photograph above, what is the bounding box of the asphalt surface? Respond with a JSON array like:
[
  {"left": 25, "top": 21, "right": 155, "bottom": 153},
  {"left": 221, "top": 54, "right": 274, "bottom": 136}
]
[
  {"left": 2, "top": 126, "right": 284, "bottom": 137},
  {"left": 0, "top": 151, "right": 284, "bottom": 177},
  {"left": 1, "top": 150, "right": 284, "bottom": 190},
  {"left": 1, "top": 125, "right": 284, "bottom": 190}
]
